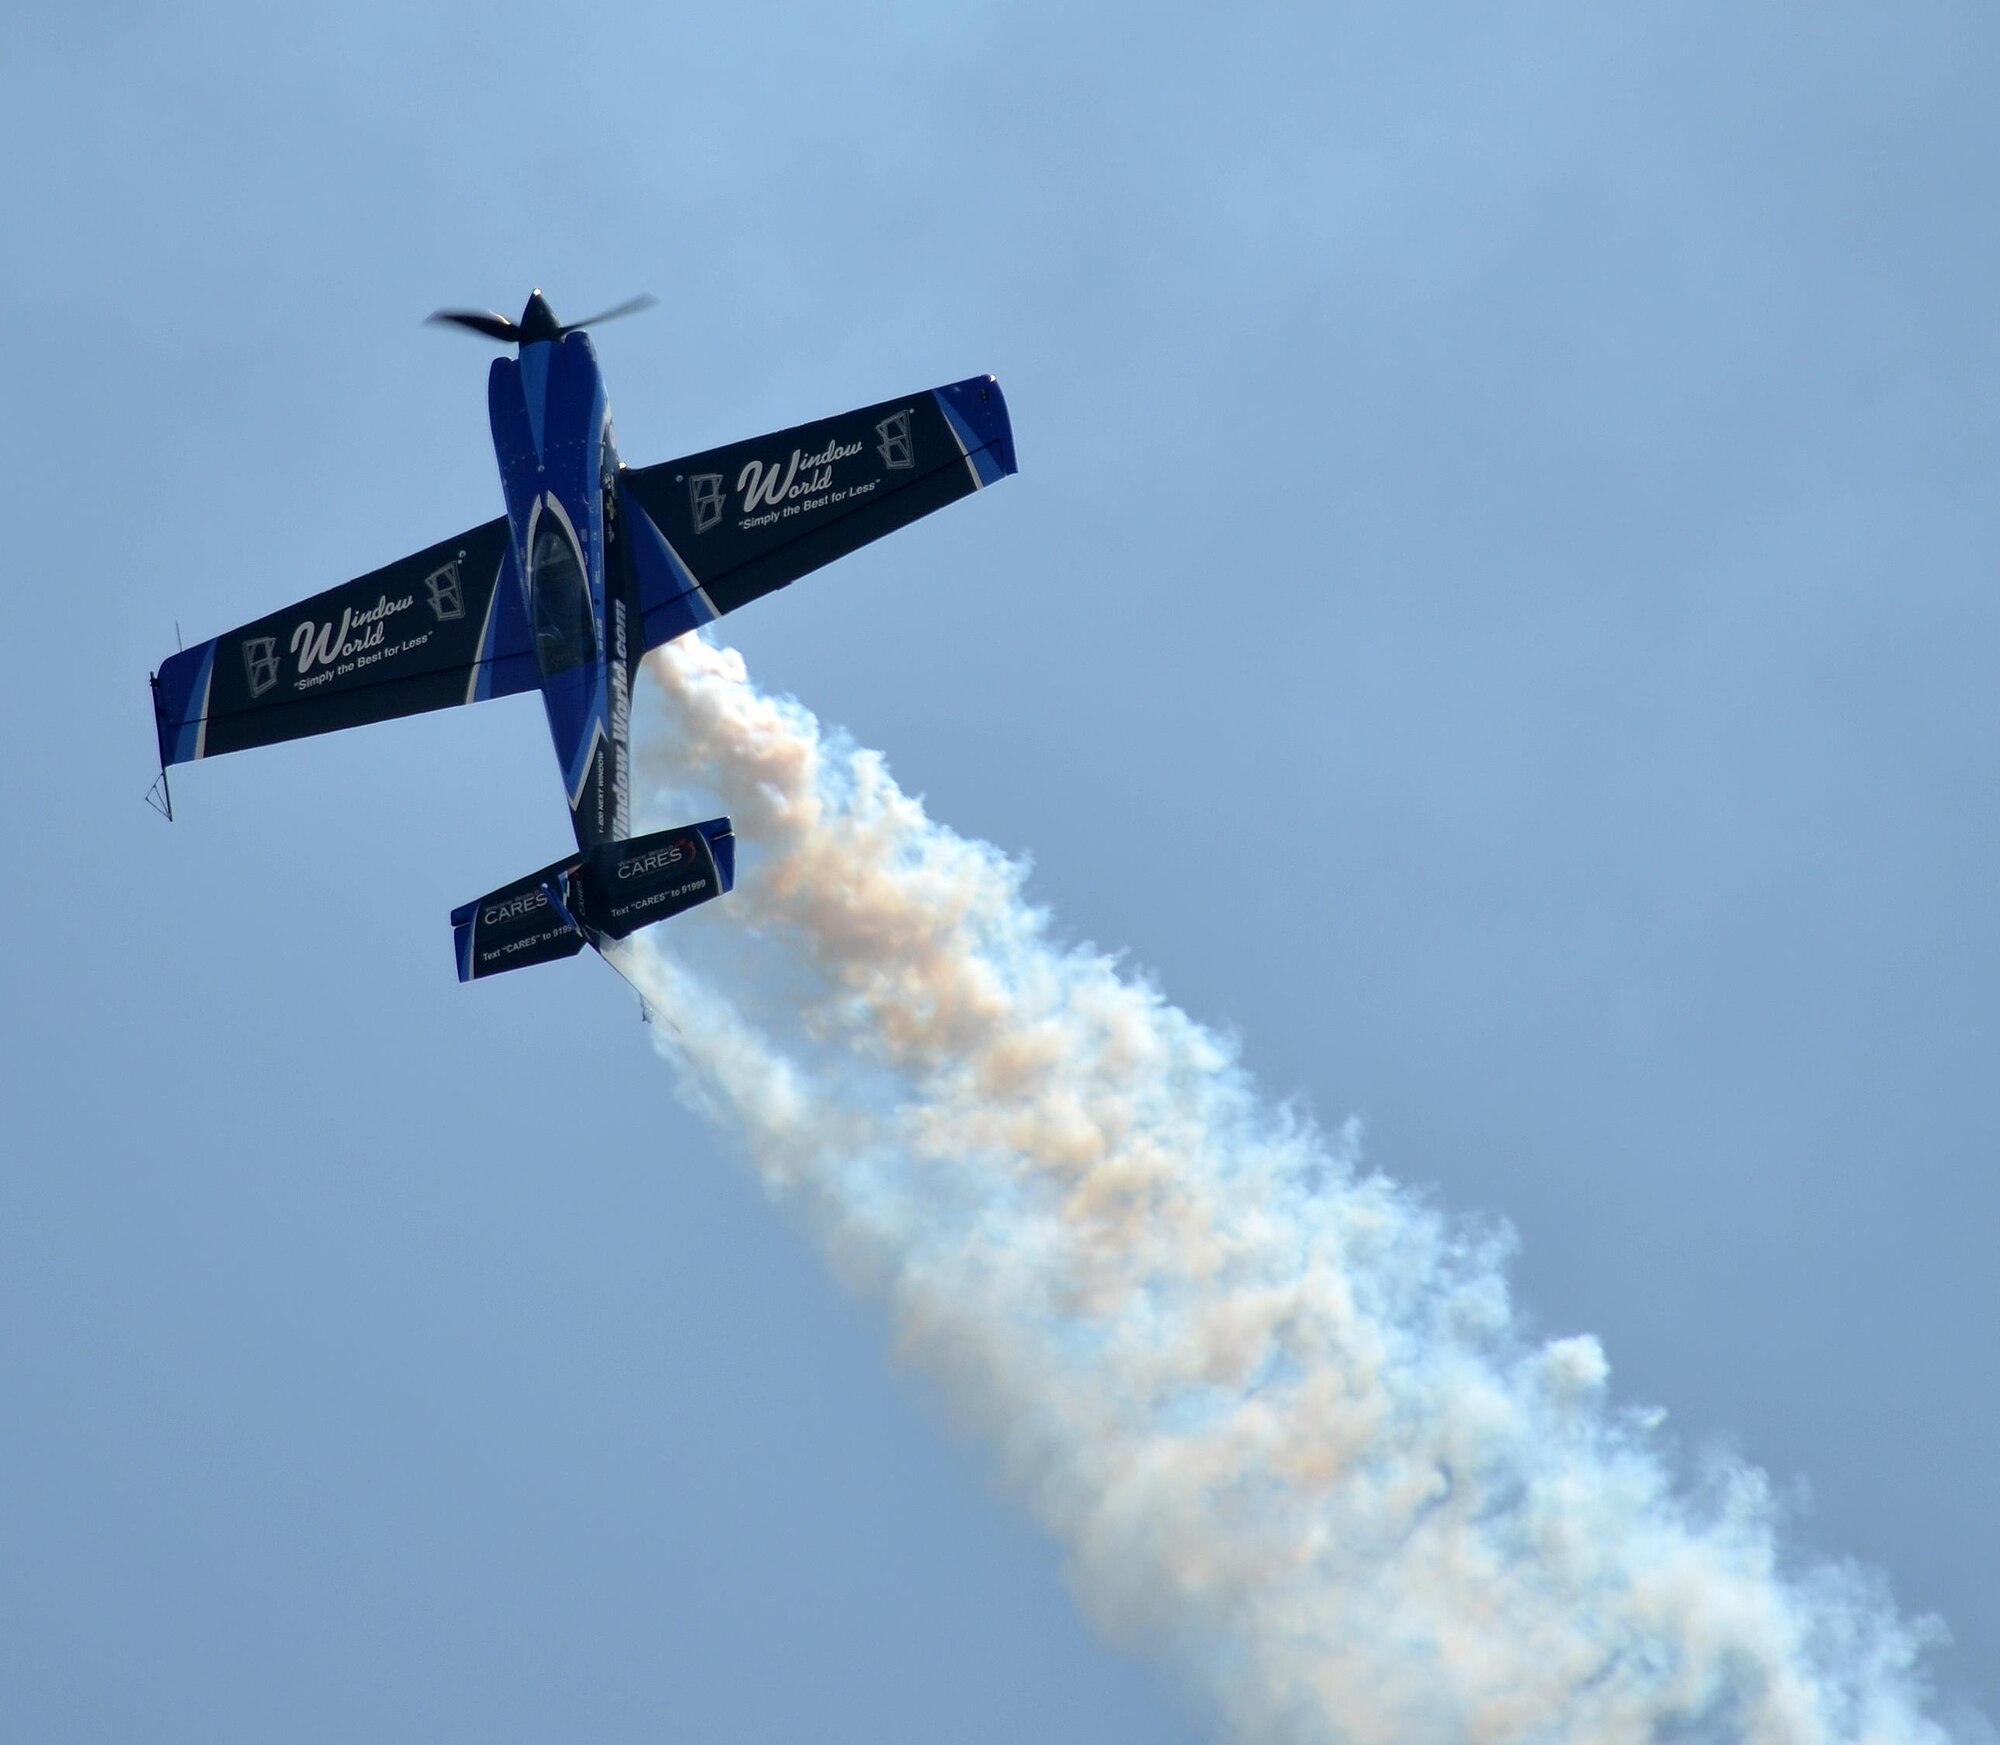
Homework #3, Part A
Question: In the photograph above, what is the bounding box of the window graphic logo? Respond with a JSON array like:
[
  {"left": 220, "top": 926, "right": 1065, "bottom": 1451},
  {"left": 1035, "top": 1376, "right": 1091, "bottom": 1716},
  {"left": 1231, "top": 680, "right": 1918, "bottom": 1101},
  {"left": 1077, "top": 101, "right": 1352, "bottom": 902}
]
[
  {"left": 876, "top": 409, "right": 914, "bottom": 471},
  {"left": 242, "top": 636, "right": 280, "bottom": 698},
  {"left": 688, "top": 473, "right": 726, "bottom": 534},
  {"left": 424, "top": 558, "right": 466, "bottom": 622}
]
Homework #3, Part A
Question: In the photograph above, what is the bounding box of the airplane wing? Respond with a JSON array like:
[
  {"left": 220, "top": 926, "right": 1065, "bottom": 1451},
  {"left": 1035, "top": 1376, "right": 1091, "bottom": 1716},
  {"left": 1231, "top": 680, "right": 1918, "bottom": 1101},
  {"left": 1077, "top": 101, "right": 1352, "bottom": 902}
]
[
  {"left": 618, "top": 374, "right": 1016, "bottom": 650},
  {"left": 152, "top": 518, "right": 537, "bottom": 767}
]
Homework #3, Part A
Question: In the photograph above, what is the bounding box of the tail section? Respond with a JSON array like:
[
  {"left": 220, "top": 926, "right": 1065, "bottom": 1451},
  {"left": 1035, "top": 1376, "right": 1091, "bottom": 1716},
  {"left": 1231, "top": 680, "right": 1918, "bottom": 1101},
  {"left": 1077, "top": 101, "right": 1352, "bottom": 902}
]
[
  {"left": 451, "top": 855, "right": 588, "bottom": 981},
  {"left": 452, "top": 818, "right": 734, "bottom": 981},
  {"left": 576, "top": 817, "right": 734, "bottom": 940}
]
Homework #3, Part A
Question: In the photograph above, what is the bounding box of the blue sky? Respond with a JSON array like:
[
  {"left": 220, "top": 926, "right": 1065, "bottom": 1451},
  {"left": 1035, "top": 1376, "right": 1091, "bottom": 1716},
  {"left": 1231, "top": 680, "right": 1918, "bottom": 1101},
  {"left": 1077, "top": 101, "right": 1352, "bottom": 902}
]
[{"left": 4, "top": 5, "right": 1997, "bottom": 1740}]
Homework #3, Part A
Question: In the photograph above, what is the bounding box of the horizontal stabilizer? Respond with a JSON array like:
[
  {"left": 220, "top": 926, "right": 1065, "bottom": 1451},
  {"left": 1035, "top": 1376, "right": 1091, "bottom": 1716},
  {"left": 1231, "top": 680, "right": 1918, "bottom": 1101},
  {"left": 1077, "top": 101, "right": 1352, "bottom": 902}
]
[
  {"left": 574, "top": 818, "right": 734, "bottom": 941},
  {"left": 452, "top": 855, "right": 587, "bottom": 981},
  {"left": 451, "top": 818, "right": 733, "bottom": 981}
]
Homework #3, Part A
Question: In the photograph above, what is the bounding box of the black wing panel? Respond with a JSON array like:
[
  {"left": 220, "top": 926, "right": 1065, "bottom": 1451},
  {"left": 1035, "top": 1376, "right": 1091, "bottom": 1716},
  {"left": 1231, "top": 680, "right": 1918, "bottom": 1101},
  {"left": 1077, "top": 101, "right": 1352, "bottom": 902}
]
[
  {"left": 153, "top": 518, "right": 536, "bottom": 766},
  {"left": 620, "top": 375, "right": 1015, "bottom": 650}
]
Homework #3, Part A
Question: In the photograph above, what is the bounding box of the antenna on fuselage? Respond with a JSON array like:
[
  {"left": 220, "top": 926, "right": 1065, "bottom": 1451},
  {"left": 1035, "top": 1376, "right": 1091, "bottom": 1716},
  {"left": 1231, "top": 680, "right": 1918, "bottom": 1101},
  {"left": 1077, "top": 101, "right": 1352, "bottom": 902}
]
[{"left": 424, "top": 289, "right": 658, "bottom": 346}]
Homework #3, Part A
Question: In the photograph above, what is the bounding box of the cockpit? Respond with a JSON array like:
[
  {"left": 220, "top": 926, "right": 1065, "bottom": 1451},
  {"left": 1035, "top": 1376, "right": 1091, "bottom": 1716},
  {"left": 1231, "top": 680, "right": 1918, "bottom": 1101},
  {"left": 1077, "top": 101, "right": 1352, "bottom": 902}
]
[{"left": 530, "top": 513, "right": 596, "bottom": 676}]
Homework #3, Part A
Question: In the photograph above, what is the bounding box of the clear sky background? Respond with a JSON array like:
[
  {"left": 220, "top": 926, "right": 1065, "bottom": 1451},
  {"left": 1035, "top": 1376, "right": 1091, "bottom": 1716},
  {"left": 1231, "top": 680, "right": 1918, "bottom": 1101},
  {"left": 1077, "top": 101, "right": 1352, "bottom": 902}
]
[{"left": 4, "top": 4, "right": 1996, "bottom": 1741}]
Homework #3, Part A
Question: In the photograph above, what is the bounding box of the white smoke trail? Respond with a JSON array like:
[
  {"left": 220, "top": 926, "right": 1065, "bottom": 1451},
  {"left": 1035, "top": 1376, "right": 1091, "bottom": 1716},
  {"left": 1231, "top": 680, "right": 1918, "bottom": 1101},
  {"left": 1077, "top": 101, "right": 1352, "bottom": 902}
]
[{"left": 630, "top": 633, "right": 1961, "bottom": 1745}]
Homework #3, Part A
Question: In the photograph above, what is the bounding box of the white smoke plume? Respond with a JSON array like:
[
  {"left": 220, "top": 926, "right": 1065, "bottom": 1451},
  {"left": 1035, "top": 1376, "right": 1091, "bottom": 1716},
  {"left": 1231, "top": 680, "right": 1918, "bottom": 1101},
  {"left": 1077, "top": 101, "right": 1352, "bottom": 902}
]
[{"left": 631, "top": 632, "right": 1961, "bottom": 1745}]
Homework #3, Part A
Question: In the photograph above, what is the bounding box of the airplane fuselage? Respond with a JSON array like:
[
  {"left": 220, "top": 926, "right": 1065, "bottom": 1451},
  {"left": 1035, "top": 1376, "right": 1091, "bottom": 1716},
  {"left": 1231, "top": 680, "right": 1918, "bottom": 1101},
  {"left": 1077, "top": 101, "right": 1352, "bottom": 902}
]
[{"left": 486, "top": 331, "right": 636, "bottom": 853}]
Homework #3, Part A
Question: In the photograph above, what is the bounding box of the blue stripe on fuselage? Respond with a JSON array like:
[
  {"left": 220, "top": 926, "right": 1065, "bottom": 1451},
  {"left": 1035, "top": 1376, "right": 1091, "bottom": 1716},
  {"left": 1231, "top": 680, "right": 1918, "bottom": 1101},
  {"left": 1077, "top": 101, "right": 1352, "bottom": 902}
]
[
  {"left": 618, "top": 477, "right": 720, "bottom": 647},
  {"left": 519, "top": 341, "right": 552, "bottom": 459}
]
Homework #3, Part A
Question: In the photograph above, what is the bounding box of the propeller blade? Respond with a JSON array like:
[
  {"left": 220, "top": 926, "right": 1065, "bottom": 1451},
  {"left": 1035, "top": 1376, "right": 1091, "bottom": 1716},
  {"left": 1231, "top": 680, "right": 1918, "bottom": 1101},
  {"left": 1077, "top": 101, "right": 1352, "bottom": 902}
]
[
  {"left": 558, "top": 292, "right": 659, "bottom": 334},
  {"left": 426, "top": 309, "right": 520, "bottom": 343}
]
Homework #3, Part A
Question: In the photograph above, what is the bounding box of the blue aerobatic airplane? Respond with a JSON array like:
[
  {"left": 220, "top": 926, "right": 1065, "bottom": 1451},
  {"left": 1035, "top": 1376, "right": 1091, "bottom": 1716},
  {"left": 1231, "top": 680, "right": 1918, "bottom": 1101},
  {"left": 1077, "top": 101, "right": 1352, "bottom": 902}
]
[{"left": 150, "top": 290, "right": 1016, "bottom": 990}]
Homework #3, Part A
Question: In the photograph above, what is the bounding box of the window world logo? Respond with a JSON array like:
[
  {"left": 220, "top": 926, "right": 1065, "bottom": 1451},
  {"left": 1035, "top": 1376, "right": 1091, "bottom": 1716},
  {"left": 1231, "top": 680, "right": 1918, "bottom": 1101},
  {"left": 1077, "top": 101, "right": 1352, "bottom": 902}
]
[
  {"left": 242, "top": 637, "right": 280, "bottom": 698},
  {"left": 876, "top": 408, "right": 914, "bottom": 470},
  {"left": 688, "top": 473, "right": 726, "bottom": 534},
  {"left": 424, "top": 558, "right": 465, "bottom": 622}
]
